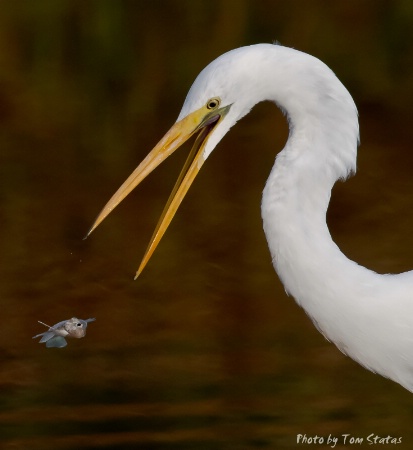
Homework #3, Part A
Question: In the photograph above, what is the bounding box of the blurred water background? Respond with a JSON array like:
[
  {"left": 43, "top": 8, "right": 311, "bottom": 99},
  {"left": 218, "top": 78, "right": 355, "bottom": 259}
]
[{"left": 1, "top": 1, "right": 413, "bottom": 449}]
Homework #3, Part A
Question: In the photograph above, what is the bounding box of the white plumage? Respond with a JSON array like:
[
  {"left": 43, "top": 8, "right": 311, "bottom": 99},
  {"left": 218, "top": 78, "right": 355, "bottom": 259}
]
[{"left": 89, "top": 44, "right": 413, "bottom": 392}]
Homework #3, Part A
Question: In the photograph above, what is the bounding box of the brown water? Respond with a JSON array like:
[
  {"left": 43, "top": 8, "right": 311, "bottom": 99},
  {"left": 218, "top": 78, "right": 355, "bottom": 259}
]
[{"left": 2, "top": 2, "right": 413, "bottom": 449}]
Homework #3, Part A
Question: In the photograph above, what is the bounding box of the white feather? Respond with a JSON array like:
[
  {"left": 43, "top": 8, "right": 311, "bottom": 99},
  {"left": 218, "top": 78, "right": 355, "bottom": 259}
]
[{"left": 179, "top": 44, "right": 413, "bottom": 392}]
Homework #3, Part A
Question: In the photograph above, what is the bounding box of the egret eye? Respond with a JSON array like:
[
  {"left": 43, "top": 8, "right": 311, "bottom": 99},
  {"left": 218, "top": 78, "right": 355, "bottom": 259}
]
[{"left": 206, "top": 98, "right": 220, "bottom": 110}]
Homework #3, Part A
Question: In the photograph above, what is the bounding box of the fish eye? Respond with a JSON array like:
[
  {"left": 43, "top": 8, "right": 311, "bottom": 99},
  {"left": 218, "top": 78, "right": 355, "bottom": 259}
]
[{"left": 206, "top": 97, "right": 220, "bottom": 110}]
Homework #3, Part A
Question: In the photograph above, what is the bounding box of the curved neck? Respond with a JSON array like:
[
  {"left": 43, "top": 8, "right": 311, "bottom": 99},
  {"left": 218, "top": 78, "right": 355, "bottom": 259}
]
[
  {"left": 258, "top": 47, "right": 364, "bottom": 302},
  {"left": 260, "top": 66, "right": 383, "bottom": 322},
  {"left": 262, "top": 133, "right": 359, "bottom": 302},
  {"left": 234, "top": 45, "right": 413, "bottom": 391}
]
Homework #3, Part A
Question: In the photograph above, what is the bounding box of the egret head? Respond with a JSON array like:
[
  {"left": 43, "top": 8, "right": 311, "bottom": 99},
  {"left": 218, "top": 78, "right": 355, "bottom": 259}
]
[
  {"left": 86, "top": 48, "right": 259, "bottom": 277},
  {"left": 176, "top": 46, "right": 262, "bottom": 159}
]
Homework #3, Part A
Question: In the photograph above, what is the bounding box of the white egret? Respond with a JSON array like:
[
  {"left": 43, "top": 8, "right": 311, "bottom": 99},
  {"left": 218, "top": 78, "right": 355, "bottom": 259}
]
[{"left": 88, "top": 44, "right": 413, "bottom": 392}]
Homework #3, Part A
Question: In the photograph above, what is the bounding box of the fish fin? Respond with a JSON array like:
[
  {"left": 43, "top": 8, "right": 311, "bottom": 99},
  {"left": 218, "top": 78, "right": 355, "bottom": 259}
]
[
  {"left": 32, "top": 332, "right": 45, "bottom": 339},
  {"left": 39, "top": 331, "right": 56, "bottom": 343},
  {"left": 46, "top": 336, "right": 67, "bottom": 348}
]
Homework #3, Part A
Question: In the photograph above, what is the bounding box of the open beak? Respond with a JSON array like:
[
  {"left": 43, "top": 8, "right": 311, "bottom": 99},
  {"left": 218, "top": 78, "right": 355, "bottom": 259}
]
[{"left": 86, "top": 103, "right": 230, "bottom": 278}]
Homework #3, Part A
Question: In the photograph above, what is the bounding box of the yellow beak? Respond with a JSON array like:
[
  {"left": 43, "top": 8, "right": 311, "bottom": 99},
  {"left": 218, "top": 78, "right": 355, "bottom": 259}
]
[{"left": 87, "top": 103, "right": 230, "bottom": 278}]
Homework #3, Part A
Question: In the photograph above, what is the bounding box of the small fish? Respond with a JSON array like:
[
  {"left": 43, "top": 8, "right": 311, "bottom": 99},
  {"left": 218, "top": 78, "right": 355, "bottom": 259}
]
[{"left": 33, "top": 317, "right": 96, "bottom": 348}]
